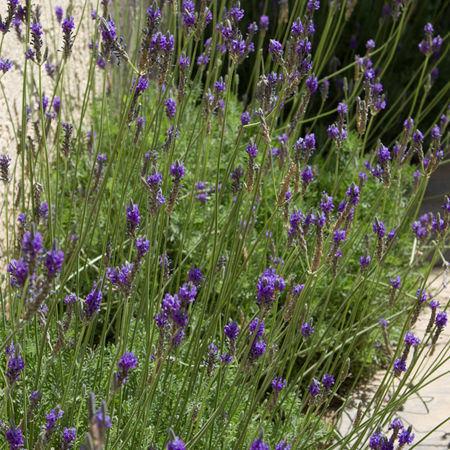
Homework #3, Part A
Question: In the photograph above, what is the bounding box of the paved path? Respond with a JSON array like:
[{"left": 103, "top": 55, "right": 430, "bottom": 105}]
[{"left": 337, "top": 268, "right": 450, "bottom": 449}]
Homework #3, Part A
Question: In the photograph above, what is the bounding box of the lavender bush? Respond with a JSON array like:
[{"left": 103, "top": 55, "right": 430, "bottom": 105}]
[{"left": 0, "top": 0, "right": 449, "bottom": 449}]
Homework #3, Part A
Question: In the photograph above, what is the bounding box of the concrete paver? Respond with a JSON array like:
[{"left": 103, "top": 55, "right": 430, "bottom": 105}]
[{"left": 336, "top": 268, "right": 450, "bottom": 449}]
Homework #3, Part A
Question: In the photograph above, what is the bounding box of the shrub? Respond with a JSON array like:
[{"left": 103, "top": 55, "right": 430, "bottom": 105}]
[{"left": 0, "top": 0, "right": 449, "bottom": 449}]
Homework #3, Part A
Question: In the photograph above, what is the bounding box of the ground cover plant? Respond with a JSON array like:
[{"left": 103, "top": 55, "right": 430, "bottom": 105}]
[{"left": 0, "top": 0, "right": 450, "bottom": 449}]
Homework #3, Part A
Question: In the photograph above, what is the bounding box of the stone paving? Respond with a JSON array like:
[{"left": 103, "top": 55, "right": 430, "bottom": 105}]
[{"left": 337, "top": 268, "right": 450, "bottom": 449}]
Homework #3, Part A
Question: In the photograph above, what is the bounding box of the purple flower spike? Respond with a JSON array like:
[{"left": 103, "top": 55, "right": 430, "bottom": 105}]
[
  {"left": 359, "top": 255, "right": 370, "bottom": 269},
  {"left": 62, "top": 16, "right": 75, "bottom": 33},
  {"left": 167, "top": 431, "right": 186, "bottom": 450},
  {"left": 322, "top": 373, "right": 335, "bottom": 390},
  {"left": 126, "top": 203, "right": 140, "bottom": 225},
  {"left": 276, "top": 441, "right": 291, "bottom": 450},
  {"left": 4, "top": 425, "right": 24, "bottom": 450},
  {"left": 188, "top": 266, "right": 203, "bottom": 286},
  {"left": 436, "top": 311, "right": 447, "bottom": 327},
  {"left": 45, "top": 408, "right": 65, "bottom": 434},
  {"left": 306, "top": 75, "right": 318, "bottom": 93},
  {"left": 302, "top": 322, "right": 314, "bottom": 339},
  {"left": 116, "top": 352, "right": 137, "bottom": 384},
  {"left": 84, "top": 281, "right": 103, "bottom": 319},
  {"left": 165, "top": 98, "right": 177, "bottom": 119},
  {"left": 6, "top": 352, "right": 25, "bottom": 384},
  {"left": 393, "top": 358, "right": 407, "bottom": 373},
  {"left": 398, "top": 427, "right": 415, "bottom": 446},
  {"left": 308, "top": 379, "right": 321, "bottom": 397},
  {"left": 390, "top": 275, "right": 401, "bottom": 289},
  {"left": 272, "top": 377, "right": 287, "bottom": 391},
  {"left": 246, "top": 141, "right": 258, "bottom": 157},
  {"left": 268, "top": 40, "right": 283, "bottom": 55},
  {"left": 224, "top": 321, "right": 239, "bottom": 341},
  {"left": 62, "top": 427, "right": 76, "bottom": 445},
  {"left": 131, "top": 77, "right": 149, "bottom": 94},
  {"left": 256, "top": 269, "right": 286, "bottom": 305},
  {"left": 241, "top": 111, "right": 251, "bottom": 126},
  {"left": 301, "top": 166, "right": 314, "bottom": 183},
  {"left": 22, "top": 230, "right": 43, "bottom": 258},
  {"left": 44, "top": 247, "right": 64, "bottom": 276},
  {"left": 260, "top": 15, "right": 269, "bottom": 30},
  {"left": 405, "top": 331, "right": 420, "bottom": 347},
  {"left": 135, "top": 238, "right": 150, "bottom": 256},
  {"left": 373, "top": 220, "right": 385, "bottom": 238},
  {"left": 64, "top": 293, "right": 78, "bottom": 305},
  {"left": 7, "top": 258, "right": 28, "bottom": 288},
  {"left": 170, "top": 160, "right": 185, "bottom": 180},
  {"left": 249, "top": 318, "right": 265, "bottom": 337},
  {"left": 429, "top": 299, "right": 440, "bottom": 310},
  {"left": 0, "top": 59, "right": 13, "bottom": 74},
  {"left": 178, "top": 283, "right": 197, "bottom": 304},
  {"left": 55, "top": 6, "right": 63, "bottom": 23},
  {"left": 378, "top": 145, "right": 391, "bottom": 164},
  {"left": 250, "top": 438, "right": 270, "bottom": 450}
]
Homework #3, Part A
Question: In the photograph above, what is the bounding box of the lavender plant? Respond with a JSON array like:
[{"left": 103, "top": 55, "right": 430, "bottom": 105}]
[{"left": 0, "top": 0, "right": 450, "bottom": 449}]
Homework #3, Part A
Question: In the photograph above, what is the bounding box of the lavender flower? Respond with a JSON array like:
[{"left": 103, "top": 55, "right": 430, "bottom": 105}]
[
  {"left": 44, "top": 245, "right": 64, "bottom": 277},
  {"left": 62, "top": 16, "right": 75, "bottom": 59},
  {"left": 0, "top": 58, "right": 13, "bottom": 74},
  {"left": 164, "top": 98, "right": 177, "bottom": 120},
  {"left": 322, "top": 374, "right": 335, "bottom": 390},
  {"left": 404, "top": 331, "right": 420, "bottom": 347},
  {"left": 29, "top": 20, "right": 44, "bottom": 63},
  {"left": 53, "top": 96, "right": 61, "bottom": 114},
  {"left": 0, "top": 154, "right": 11, "bottom": 184},
  {"left": 3, "top": 424, "right": 24, "bottom": 450},
  {"left": 276, "top": 442, "right": 291, "bottom": 450},
  {"left": 55, "top": 6, "right": 63, "bottom": 23},
  {"left": 135, "top": 238, "right": 150, "bottom": 257},
  {"left": 224, "top": 321, "right": 239, "bottom": 341},
  {"left": 166, "top": 160, "right": 185, "bottom": 215},
  {"left": 22, "top": 228, "right": 43, "bottom": 259},
  {"left": 308, "top": 379, "right": 321, "bottom": 398},
  {"left": 249, "top": 432, "right": 270, "bottom": 450},
  {"left": 167, "top": 430, "right": 186, "bottom": 450},
  {"left": 60, "top": 427, "right": 76, "bottom": 449},
  {"left": 182, "top": 1, "right": 196, "bottom": 31},
  {"left": 188, "top": 266, "right": 203, "bottom": 286},
  {"left": 241, "top": 112, "right": 251, "bottom": 126},
  {"left": 393, "top": 358, "right": 407, "bottom": 375},
  {"left": 116, "top": 352, "right": 138, "bottom": 385},
  {"left": 126, "top": 201, "right": 141, "bottom": 238},
  {"left": 84, "top": 280, "right": 103, "bottom": 323},
  {"left": 178, "top": 283, "right": 197, "bottom": 306},
  {"left": 272, "top": 377, "right": 286, "bottom": 391},
  {"left": 6, "top": 348, "right": 25, "bottom": 387},
  {"left": 302, "top": 321, "right": 314, "bottom": 340},
  {"left": 7, "top": 258, "right": 28, "bottom": 288},
  {"left": 144, "top": 167, "right": 166, "bottom": 217},
  {"left": 268, "top": 39, "right": 284, "bottom": 65},
  {"left": 436, "top": 311, "right": 447, "bottom": 327},
  {"left": 45, "top": 407, "right": 64, "bottom": 435},
  {"left": 301, "top": 166, "right": 314, "bottom": 195},
  {"left": 390, "top": 276, "right": 401, "bottom": 289},
  {"left": 205, "top": 343, "right": 218, "bottom": 376},
  {"left": 419, "top": 23, "right": 441, "bottom": 56},
  {"left": 260, "top": 15, "right": 269, "bottom": 30},
  {"left": 256, "top": 269, "right": 286, "bottom": 306},
  {"left": 398, "top": 426, "right": 415, "bottom": 446}
]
